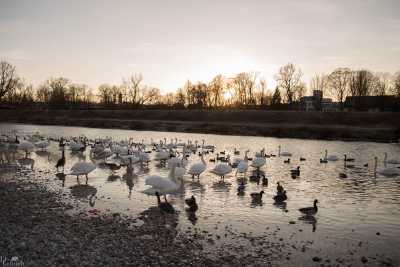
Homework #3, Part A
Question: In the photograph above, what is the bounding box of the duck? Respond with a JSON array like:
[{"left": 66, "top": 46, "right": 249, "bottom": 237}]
[
  {"left": 185, "top": 195, "right": 198, "bottom": 212},
  {"left": 339, "top": 172, "right": 347, "bottom": 178},
  {"left": 262, "top": 175, "right": 268, "bottom": 186},
  {"left": 234, "top": 148, "right": 240, "bottom": 155},
  {"left": 155, "top": 191, "right": 175, "bottom": 214},
  {"left": 69, "top": 161, "right": 97, "bottom": 184},
  {"left": 299, "top": 199, "right": 318, "bottom": 215},
  {"left": 273, "top": 190, "right": 287, "bottom": 202},
  {"left": 278, "top": 145, "right": 292, "bottom": 157},
  {"left": 384, "top": 153, "right": 400, "bottom": 165},
  {"left": 344, "top": 154, "right": 355, "bottom": 162},
  {"left": 237, "top": 180, "right": 245, "bottom": 194},
  {"left": 284, "top": 158, "right": 290, "bottom": 164},
  {"left": 188, "top": 153, "right": 207, "bottom": 179},
  {"left": 374, "top": 156, "right": 400, "bottom": 177},
  {"left": 210, "top": 163, "right": 232, "bottom": 181},
  {"left": 277, "top": 182, "right": 284, "bottom": 194},
  {"left": 300, "top": 157, "right": 306, "bottom": 161},
  {"left": 56, "top": 150, "right": 66, "bottom": 173},
  {"left": 363, "top": 163, "right": 368, "bottom": 167},
  {"left": 250, "top": 190, "right": 264, "bottom": 202},
  {"left": 290, "top": 166, "right": 300, "bottom": 176}
]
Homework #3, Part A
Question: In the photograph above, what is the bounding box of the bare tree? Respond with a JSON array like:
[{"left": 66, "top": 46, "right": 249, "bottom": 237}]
[
  {"left": 392, "top": 71, "right": 400, "bottom": 97},
  {"left": 328, "top": 68, "right": 351, "bottom": 111},
  {"left": 274, "top": 63, "right": 302, "bottom": 104},
  {"left": 373, "top": 72, "right": 392, "bottom": 96},
  {"left": 310, "top": 74, "right": 328, "bottom": 94},
  {"left": 232, "top": 72, "right": 257, "bottom": 106},
  {"left": 208, "top": 74, "right": 225, "bottom": 108},
  {"left": 123, "top": 74, "right": 143, "bottom": 105},
  {"left": 349, "top": 70, "right": 374, "bottom": 97},
  {"left": 0, "top": 61, "right": 19, "bottom": 101}
]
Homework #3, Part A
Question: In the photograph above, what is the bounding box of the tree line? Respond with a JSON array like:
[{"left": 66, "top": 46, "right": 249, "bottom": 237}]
[{"left": 1, "top": 60, "right": 399, "bottom": 110}]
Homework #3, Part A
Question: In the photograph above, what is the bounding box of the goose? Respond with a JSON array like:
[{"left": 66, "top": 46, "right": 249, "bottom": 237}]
[
  {"left": 185, "top": 195, "right": 198, "bottom": 212},
  {"left": 210, "top": 163, "right": 232, "bottom": 181},
  {"left": 344, "top": 154, "right": 355, "bottom": 162},
  {"left": 299, "top": 199, "right": 318, "bottom": 215},
  {"left": 291, "top": 166, "right": 300, "bottom": 176},
  {"left": 384, "top": 153, "right": 400, "bottom": 165},
  {"left": 143, "top": 163, "right": 181, "bottom": 197},
  {"left": 324, "top": 150, "right": 338, "bottom": 161},
  {"left": 69, "top": 161, "right": 96, "bottom": 184},
  {"left": 18, "top": 141, "right": 34, "bottom": 158},
  {"left": 273, "top": 190, "right": 287, "bottom": 202},
  {"left": 374, "top": 156, "right": 400, "bottom": 176},
  {"left": 236, "top": 150, "right": 249, "bottom": 176},
  {"left": 188, "top": 153, "right": 207, "bottom": 179},
  {"left": 155, "top": 191, "right": 175, "bottom": 214},
  {"left": 284, "top": 158, "right": 290, "bottom": 164},
  {"left": 278, "top": 145, "right": 292, "bottom": 157},
  {"left": 56, "top": 150, "right": 66, "bottom": 173},
  {"left": 250, "top": 190, "right": 264, "bottom": 202}
]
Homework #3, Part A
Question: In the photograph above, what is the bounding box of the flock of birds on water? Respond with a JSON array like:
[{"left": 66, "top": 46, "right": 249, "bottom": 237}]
[{"left": 1, "top": 131, "right": 400, "bottom": 218}]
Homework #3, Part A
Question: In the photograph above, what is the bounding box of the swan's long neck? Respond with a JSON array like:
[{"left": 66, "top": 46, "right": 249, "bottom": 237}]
[
  {"left": 384, "top": 153, "right": 387, "bottom": 163},
  {"left": 244, "top": 151, "right": 248, "bottom": 161},
  {"left": 325, "top": 150, "right": 328, "bottom": 159},
  {"left": 201, "top": 154, "right": 206, "bottom": 165},
  {"left": 278, "top": 146, "right": 281, "bottom": 156},
  {"left": 374, "top": 157, "right": 378, "bottom": 172},
  {"left": 168, "top": 165, "right": 176, "bottom": 180}
]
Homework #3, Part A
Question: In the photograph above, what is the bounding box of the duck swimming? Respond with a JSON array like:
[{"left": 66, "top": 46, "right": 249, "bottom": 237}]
[{"left": 299, "top": 199, "right": 318, "bottom": 216}]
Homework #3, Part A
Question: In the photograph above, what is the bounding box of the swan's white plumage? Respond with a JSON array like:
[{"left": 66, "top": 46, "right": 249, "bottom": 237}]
[
  {"left": 211, "top": 163, "right": 232, "bottom": 176},
  {"left": 70, "top": 162, "right": 96, "bottom": 175},
  {"left": 251, "top": 157, "right": 266, "bottom": 168},
  {"left": 18, "top": 141, "right": 34, "bottom": 152}
]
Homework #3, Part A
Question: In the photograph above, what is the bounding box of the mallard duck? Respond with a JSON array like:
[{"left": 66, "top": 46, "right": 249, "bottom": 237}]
[
  {"left": 185, "top": 195, "right": 198, "bottom": 212},
  {"left": 273, "top": 190, "right": 287, "bottom": 202},
  {"left": 250, "top": 190, "right": 264, "bottom": 202},
  {"left": 299, "top": 199, "right": 318, "bottom": 215}
]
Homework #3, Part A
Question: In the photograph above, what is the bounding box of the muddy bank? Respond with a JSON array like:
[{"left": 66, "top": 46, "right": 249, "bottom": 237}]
[{"left": 1, "top": 109, "right": 399, "bottom": 142}]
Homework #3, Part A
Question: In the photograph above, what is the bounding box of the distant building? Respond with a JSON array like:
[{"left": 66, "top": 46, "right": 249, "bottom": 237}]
[
  {"left": 344, "top": 96, "right": 399, "bottom": 112},
  {"left": 300, "top": 90, "right": 338, "bottom": 111}
]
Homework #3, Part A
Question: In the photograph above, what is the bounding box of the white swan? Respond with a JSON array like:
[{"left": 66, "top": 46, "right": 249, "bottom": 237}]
[
  {"left": 236, "top": 150, "right": 249, "bottom": 175},
  {"left": 18, "top": 141, "right": 34, "bottom": 158},
  {"left": 69, "top": 161, "right": 97, "bottom": 184},
  {"left": 188, "top": 153, "right": 207, "bottom": 179},
  {"left": 69, "top": 141, "right": 84, "bottom": 151},
  {"left": 384, "top": 153, "right": 400, "bottom": 165},
  {"left": 324, "top": 149, "right": 338, "bottom": 161},
  {"left": 143, "top": 163, "right": 181, "bottom": 195},
  {"left": 211, "top": 163, "right": 232, "bottom": 180},
  {"left": 375, "top": 157, "right": 400, "bottom": 176},
  {"left": 278, "top": 145, "right": 292, "bottom": 157},
  {"left": 155, "top": 149, "right": 170, "bottom": 161},
  {"left": 251, "top": 156, "right": 266, "bottom": 170}
]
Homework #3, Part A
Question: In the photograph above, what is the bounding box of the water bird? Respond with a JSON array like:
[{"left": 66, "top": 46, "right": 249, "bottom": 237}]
[
  {"left": 143, "top": 163, "right": 181, "bottom": 196},
  {"left": 273, "top": 191, "right": 287, "bottom": 202},
  {"left": 234, "top": 148, "right": 240, "bottom": 155},
  {"left": 374, "top": 156, "right": 400, "bottom": 176},
  {"left": 155, "top": 191, "right": 175, "bottom": 214},
  {"left": 300, "top": 157, "right": 306, "bottom": 161},
  {"left": 320, "top": 158, "right": 328, "bottom": 164},
  {"left": 384, "top": 152, "right": 400, "bottom": 165},
  {"left": 18, "top": 141, "right": 34, "bottom": 158},
  {"left": 211, "top": 163, "right": 232, "bottom": 181},
  {"left": 56, "top": 150, "right": 66, "bottom": 173},
  {"left": 236, "top": 150, "right": 249, "bottom": 176},
  {"left": 284, "top": 158, "right": 290, "bottom": 164},
  {"left": 344, "top": 154, "right": 355, "bottom": 162},
  {"left": 69, "top": 161, "right": 97, "bottom": 184},
  {"left": 277, "top": 182, "right": 284, "bottom": 194},
  {"left": 363, "top": 163, "right": 368, "bottom": 167},
  {"left": 188, "top": 153, "right": 207, "bottom": 179},
  {"left": 339, "top": 173, "right": 347, "bottom": 178},
  {"left": 185, "top": 195, "right": 198, "bottom": 212},
  {"left": 237, "top": 180, "right": 245, "bottom": 194},
  {"left": 324, "top": 149, "right": 338, "bottom": 161},
  {"left": 250, "top": 190, "right": 264, "bottom": 202},
  {"left": 291, "top": 166, "right": 300, "bottom": 176},
  {"left": 278, "top": 145, "right": 292, "bottom": 157},
  {"left": 299, "top": 199, "right": 318, "bottom": 215}
]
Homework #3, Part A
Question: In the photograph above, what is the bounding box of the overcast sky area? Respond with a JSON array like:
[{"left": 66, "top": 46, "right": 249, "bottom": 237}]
[{"left": 1, "top": 0, "right": 399, "bottom": 92}]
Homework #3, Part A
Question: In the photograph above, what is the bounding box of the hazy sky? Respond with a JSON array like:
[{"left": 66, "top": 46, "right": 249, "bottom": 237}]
[{"left": 1, "top": 0, "right": 399, "bottom": 92}]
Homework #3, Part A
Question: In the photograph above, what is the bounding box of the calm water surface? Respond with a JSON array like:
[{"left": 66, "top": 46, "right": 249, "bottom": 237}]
[{"left": 1, "top": 123, "right": 399, "bottom": 265}]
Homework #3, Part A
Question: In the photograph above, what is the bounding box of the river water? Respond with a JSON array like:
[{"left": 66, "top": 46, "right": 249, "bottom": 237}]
[{"left": 1, "top": 123, "right": 399, "bottom": 265}]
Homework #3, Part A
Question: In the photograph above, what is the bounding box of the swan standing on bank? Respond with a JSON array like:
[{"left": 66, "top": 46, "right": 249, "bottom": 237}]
[
  {"left": 143, "top": 163, "right": 181, "bottom": 199},
  {"left": 188, "top": 153, "right": 207, "bottom": 179},
  {"left": 69, "top": 161, "right": 97, "bottom": 184}
]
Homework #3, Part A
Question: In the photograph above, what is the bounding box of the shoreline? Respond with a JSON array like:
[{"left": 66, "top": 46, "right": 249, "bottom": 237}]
[{"left": 1, "top": 109, "right": 399, "bottom": 142}]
